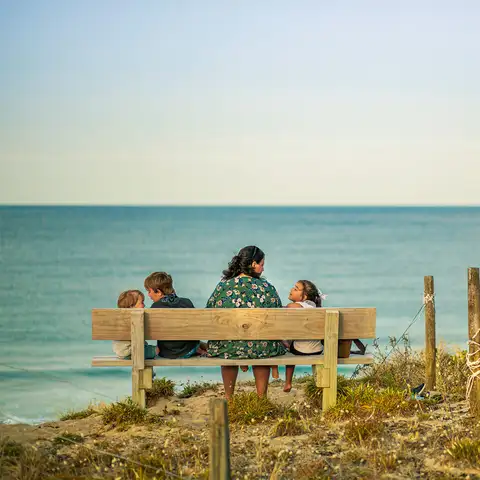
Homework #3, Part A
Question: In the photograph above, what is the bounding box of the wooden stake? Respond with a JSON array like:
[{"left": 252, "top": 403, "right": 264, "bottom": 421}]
[
  {"left": 131, "top": 310, "right": 146, "bottom": 408},
  {"left": 468, "top": 267, "right": 480, "bottom": 416},
  {"left": 424, "top": 276, "right": 436, "bottom": 391},
  {"left": 209, "top": 398, "right": 231, "bottom": 480}
]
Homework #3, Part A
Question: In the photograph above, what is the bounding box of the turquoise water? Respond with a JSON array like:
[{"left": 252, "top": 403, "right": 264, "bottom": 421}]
[{"left": 0, "top": 206, "right": 479, "bottom": 423}]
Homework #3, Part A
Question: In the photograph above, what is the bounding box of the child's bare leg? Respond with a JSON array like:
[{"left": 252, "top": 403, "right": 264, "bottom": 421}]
[
  {"left": 271, "top": 366, "right": 279, "bottom": 379},
  {"left": 284, "top": 365, "right": 295, "bottom": 392},
  {"left": 240, "top": 365, "right": 249, "bottom": 372}
]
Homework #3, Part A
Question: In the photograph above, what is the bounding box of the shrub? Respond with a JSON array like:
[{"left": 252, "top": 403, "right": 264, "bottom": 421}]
[
  {"left": 101, "top": 398, "right": 163, "bottom": 428},
  {"left": 270, "top": 409, "right": 307, "bottom": 437},
  {"left": 146, "top": 377, "right": 175, "bottom": 406},
  {"left": 178, "top": 381, "right": 218, "bottom": 399},
  {"left": 228, "top": 392, "right": 279, "bottom": 425},
  {"left": 59, "top": 406, "right": 96, "bottom": 421},
  {"left": 446, "top": 438, "right": 480, "bottom": 466}
]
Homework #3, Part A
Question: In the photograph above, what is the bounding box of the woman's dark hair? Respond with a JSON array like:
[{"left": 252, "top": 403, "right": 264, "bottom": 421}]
[
  {"left": 222, "top": 245, "right": 265, "bottom": 280},
  {"left": 299, "top": 280, "right": 323, "bottom": 307}
]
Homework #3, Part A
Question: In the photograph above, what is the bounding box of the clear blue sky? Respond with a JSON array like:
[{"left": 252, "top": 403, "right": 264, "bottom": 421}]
[{"left": 1, "top": 1, "right": 479, "bottom": 205}]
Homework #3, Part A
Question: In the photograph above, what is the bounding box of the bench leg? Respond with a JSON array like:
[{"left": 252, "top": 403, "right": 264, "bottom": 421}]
[
  {"left": 131, "top": 310, "right": 146, "bottom": 408},
  {"left": 312, "top": 364, "right": 329, "bottom": 388},
  {"left": 322, "top": 310, "right": 339, "bottom": 411},
  {"left": 132, "top": 370, "right": 145, "bottom": 407}
]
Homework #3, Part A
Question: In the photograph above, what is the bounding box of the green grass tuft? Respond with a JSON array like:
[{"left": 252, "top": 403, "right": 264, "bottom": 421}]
[
  {"left": 270, "top": 409, "right": 307, "bottom": 437},
  {"left": 145, "top": 377, "right": 175, "bottom": 406},
  {"left": 59, "top": 406, "right": 96, "bottom": 421},
  {"left": 446, "top": 437, "right": 480, "bottom": 465},
  {"left": 343, "top": 417, "right": 385, "bottom": 444},
  {"left": 228, "top": 392, "right": 279, "bottom": 425},
  {"left": 325, "top": 384, "right": 431, "bottom": 422},
  {"left": 304, "top": 374, "right": 353, "bottom": 408},
  {"left": 101, "top": 398, "right": 164, "bottom": 429},
  {"left": 53, "top": 432, "right": 84, "bottom": 446},
  {"left": 178, "top": 381, "right": 218, "bottom": 398}
]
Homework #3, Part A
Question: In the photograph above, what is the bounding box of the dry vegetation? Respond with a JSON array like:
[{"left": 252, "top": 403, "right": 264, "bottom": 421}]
[{"left": 1, "top": 342, "right": 479, "bottom": 479}]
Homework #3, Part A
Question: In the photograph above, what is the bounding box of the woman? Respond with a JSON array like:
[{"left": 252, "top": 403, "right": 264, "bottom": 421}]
[{"left": 206, "top": 245, "right": 286, "bottom": 398}]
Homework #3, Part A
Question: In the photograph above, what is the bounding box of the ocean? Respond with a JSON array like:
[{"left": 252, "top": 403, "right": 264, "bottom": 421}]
[{"left": 0, "top": 206, "right": 479, "bottom": 424}]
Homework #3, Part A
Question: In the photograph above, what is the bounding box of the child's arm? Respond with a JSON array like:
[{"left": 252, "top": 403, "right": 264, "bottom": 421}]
[{"left": 286, "top": 303, "right": 302, "bottom": 309}]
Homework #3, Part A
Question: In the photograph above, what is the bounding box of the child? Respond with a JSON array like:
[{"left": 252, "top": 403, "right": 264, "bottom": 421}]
[
  {"left": 283, "top": 280, "right": 326, "bottom": 392},
  {"left": 112, "top": 290, "right": 159, "bottom": 359},
  {"left": 144, "top": 272, "right": 207, "bottom": 358}
]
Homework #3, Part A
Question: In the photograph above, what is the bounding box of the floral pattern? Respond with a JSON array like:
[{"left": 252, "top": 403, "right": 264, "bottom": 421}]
[{"left": 206, "top": 276, "right": 286, "bottom": 359}]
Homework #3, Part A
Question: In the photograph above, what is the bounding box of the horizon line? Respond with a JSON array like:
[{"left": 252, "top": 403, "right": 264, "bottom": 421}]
[{"left": 1, "top": 203, "right": 480, "bottom": 208}]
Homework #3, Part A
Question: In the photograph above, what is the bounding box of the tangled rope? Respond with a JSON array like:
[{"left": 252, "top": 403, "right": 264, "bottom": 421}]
[{"left": 466, "top": 328, "right": 480, "bottom": 404}]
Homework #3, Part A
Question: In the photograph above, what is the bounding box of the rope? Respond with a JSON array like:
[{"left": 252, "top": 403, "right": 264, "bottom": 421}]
[
  {"left": 466, "top": 328, "right": 480, "bottom": 404},
  {"left": 0, "top": 408, "right": 187, "bottom": 479},
  {"left": 351, "top": 303, "right": 426, "bottom": 379}
]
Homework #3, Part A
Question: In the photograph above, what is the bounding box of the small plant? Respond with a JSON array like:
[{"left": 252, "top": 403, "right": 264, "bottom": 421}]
[
  {"left": 343, "top": 417, "right": 385, "bottom": 444},
  {"left": 325, "top": 384, "right": 425, "bottom": 421},
  {"left": 304, "top": 374, "right": 353, "bottom": 408},
  {"left": 178, "top": 381, "right": 218, "bottom": 398},
  {"left": 0, "top": 439, "right": 23, "bottom": 458},
  {"left": 228, "top": 392, "right": 279, "bottom": 425},
  {"left": 59, "top": 405, "right": 96, "bottom": 421},
  {"left": 270, "top": 409, "right": 306, "bottom": 437},
  {"left": 53, "top": 432, "right": 84, "bottom": 446},
  {"left": 146, "top": 377, "right": 175, "bottom": 406},
  {"left": 101, "top": 398, "right": 163, "bottom": 428},
  {"left": 446, "top": 437, "right": 480, "bottom": 465}
]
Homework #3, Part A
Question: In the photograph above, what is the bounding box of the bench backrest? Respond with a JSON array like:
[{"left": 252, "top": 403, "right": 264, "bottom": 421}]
[{"left": 91, "top": 308, "right": 376, "bottom": 341}]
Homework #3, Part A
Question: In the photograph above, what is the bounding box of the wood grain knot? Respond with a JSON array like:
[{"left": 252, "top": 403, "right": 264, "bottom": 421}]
[{"left": 242, "top": 323, "right": 250, "bottom": 329}]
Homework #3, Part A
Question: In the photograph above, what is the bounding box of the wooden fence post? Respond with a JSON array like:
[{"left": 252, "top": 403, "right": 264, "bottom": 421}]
[
  {"left": 424, "top": 276, "right": 436, "bottom": 391},
  {"left": 468, "top": 267, "right": 480, "bottom": 417},
  {"left": 209, "top": 399, "right": 231, "bottom": 480},
  {"left": 131, "top": 309, "right": 146, "bottom": 408}
]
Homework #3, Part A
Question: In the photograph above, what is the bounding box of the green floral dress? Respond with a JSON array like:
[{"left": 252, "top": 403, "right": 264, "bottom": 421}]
[{"left": 206, "top": 276, "right": 287, "bottom": 359}]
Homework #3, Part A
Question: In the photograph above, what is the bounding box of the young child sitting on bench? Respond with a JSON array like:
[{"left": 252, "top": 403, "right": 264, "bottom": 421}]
[
  {"left": 112, "top": 290, "right": 159, "bottom": 359},
  {"left": 144, "top": 271, "right": 207, "bottom": 358},
  {"left": 283, "top": 280, "right": 326, "bottom": 392}
]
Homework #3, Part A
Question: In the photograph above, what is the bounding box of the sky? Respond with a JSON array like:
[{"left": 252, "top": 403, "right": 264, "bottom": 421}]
[{"left": 0, "top": 1, "right": 479, "bottom": 205}]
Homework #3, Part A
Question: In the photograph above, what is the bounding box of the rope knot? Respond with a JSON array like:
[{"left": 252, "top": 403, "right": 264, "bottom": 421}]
[
  {"left": 423, "top": 293, "right": 435, "bottom": 305},
  {"left": 466, "top": 328, "right": 480, "bottom": 405}
]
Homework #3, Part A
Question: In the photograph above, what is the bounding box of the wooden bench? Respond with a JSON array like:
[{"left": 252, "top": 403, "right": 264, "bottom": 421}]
[{"left": 92, "top": 308, "right": 376, "bottom": 410}]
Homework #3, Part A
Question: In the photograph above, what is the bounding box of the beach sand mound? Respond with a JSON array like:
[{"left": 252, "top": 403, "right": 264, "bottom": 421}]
[{"left": 1, "top": 380, "right": 479, "bottom": 479}]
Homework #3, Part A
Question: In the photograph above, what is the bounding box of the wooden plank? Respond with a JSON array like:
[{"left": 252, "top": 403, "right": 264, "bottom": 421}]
[
  {"left": 92, "top": 307, "right": 376, "bottom": 340},
  {"left": 322, "top": 310, "right": 339, "bottom": 411},
  {"left": 209, "top": 399, "right": 231, "bottom": 480},
  {"left": 131, "top": 310, "right": 145, "bottom": 408},
  {"left": 91, "top": 353, "right": 374, "bottom": 367}
]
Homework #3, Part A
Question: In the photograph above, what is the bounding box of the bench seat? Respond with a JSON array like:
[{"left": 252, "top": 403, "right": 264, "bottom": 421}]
[{"left": 92, "top": 353, "right": 374, "bottom": 367}]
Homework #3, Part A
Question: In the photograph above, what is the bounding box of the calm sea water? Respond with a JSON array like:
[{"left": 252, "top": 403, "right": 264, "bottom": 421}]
[{"left": 0, "top": 206, "right": 479, "bottom": 423}]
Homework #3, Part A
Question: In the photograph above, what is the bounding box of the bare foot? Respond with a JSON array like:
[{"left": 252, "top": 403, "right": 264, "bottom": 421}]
[
  {"left": 240, "top": 365, "right": 249, "bottom": 372},
  {"left": 283, "top": 383, "right": 292, "bottom": 393},
  {"left": 271, "top": 366, "right": 279, "bottom": 379}
]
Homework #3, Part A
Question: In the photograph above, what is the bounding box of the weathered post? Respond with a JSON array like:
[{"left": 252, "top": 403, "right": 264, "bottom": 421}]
[
  {"left": 424, "top": 276, "right": 436, "bottom": 391},
  {"left": 467, "top": 267, "right": 480, "bottom": 417},
  {"left": 209, "top": 398, "right": 231, "bottom": 480}
]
